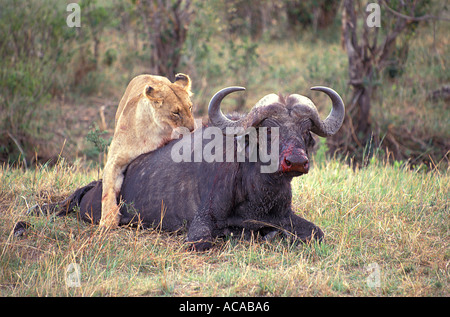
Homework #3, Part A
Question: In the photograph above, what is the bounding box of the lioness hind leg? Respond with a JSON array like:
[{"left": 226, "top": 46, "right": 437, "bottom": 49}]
[{"left": 100, "top": 160, "right": 125, "bottom": 228}]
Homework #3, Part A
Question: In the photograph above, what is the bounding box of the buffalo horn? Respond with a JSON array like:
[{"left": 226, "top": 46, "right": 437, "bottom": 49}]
[
  {"left": 208, "top": 86, "right": 246, "bottom": 133},
  {"left": 308, "top": 86, "right": 345, "bottom": 137}
]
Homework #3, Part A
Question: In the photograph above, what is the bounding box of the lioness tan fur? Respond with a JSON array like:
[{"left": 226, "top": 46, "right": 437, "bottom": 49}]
[{"left": 100, "top": 73, "right": 196, "bottom": 228}]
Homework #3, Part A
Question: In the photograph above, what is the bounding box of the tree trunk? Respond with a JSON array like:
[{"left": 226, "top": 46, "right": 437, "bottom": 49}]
[
  {"left": 339, "top": 0, "right": 376, "bottom": 153},
  {"left": 336, "top": 0, "right": 429, "bottom": 162},
  {"left": 139, "top": 0, "right": 192, "bottom": 79}
]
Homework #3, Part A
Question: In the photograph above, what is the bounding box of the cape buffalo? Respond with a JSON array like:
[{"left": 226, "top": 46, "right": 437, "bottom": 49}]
[{"left": 22, "top": 86, "right": 344, "bottom": 251}]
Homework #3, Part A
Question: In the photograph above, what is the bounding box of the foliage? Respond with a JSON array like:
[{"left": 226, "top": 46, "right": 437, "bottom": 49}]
[
  {"left": 0, "top": 0, "right": 118, "bottom": 164},
  {"left": 136, "top": 0, "right": 193, "bottom": 79},
  {"left": 86, "top": 125, "right": 111, "bottom": 155},
  {"left": 0, "top": 1, "right": 75, "bottom": 163},
  {"left": 285, "top": 0, "right": 340, "bottom": 31},
  {"left": 337, "top": 0, "right": 449, "bottom": 166}
]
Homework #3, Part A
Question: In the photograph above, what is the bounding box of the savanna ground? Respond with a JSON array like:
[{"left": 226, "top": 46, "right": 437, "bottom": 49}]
[
  {"left": 1, "top": 156, "right": 448, "bottom": 296},
  {"left": 0, "top": 1, "right": 449, "bottom": 297}
]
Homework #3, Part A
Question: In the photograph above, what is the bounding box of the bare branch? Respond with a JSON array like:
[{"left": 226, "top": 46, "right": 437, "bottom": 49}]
[
  {"left": 7, "top": 131, "right": 27, "bottom": 169},
  {"left": 382, "top": 0, "right": 450, "bottom": 22}
]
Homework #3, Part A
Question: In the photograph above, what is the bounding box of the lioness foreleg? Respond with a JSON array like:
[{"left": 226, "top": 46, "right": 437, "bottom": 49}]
[{"left": 100, "top": 158, "right": 126, "bottom": 228}]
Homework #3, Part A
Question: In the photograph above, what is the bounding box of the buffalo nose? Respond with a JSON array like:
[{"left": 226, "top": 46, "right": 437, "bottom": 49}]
[{"left": 282, "top": 155, "right": 309, "bottom": 174}]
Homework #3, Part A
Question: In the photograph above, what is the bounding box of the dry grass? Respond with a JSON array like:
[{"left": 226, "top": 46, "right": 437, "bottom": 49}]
[{"left": 1, "top": 157, "right": 448, "bottom": 297}]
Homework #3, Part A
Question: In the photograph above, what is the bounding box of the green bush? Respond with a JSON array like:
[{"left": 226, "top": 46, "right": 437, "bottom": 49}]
[{"left": 0, "top": 1, "right": 77, "bottom": 163}]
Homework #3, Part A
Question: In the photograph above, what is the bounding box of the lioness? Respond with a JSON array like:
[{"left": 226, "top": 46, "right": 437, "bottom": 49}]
[{"left": 100, "top": 73, "right": 196, "bottom": 228}]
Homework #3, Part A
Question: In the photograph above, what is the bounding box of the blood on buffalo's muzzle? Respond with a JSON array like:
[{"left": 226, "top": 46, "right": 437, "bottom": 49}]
[{"left": 280, "top": 147, "right": 309, "bottom": 174}]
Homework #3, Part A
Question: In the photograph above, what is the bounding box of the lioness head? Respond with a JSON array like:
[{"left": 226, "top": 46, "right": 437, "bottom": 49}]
[{"left": 143, "top": 73, "right": 195, "bottom": 132}]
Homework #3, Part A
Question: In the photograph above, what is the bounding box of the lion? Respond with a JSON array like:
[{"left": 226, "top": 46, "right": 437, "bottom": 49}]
[{"left": 100, "top": 73, "right": 196, "bottom": 228}]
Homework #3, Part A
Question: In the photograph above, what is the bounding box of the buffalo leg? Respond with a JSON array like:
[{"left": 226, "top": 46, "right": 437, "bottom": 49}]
[
  {"left": 280, "top": 213, "right": 324, "bottom": 243},
  {"left": 186, "top": 207, "right": 216, "bottom": 251}
]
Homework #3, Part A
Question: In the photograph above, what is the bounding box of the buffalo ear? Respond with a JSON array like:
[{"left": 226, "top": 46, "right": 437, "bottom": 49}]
[
  {"left": 174, "top": 73, "right": 192, "bottom": 94},
  {"left": 306, "top": 131, "right": 316, "bottom": 149}
]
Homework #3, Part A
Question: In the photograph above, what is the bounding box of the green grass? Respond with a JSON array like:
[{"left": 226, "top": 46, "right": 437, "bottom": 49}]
[{"left": 1, "top": 157, "right": 448, "bottom": 296}]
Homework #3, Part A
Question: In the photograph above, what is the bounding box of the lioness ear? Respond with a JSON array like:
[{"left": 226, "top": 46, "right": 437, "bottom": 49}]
[
  {"left": 145, "top": 85, "right": 154, "bottom": 97},
  {"left": 174, "top": 73, "right": 192, "bottom": 93},
  {"left": 144, "top": 85, "right": 163, "bottom": 107}
]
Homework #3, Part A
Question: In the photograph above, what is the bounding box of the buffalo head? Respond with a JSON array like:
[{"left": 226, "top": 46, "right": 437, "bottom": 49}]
[{"left": 208, "top": 86, "right": 345, "bottom": 176}]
